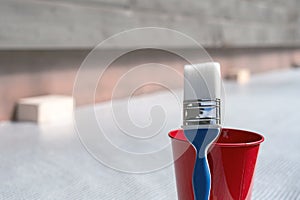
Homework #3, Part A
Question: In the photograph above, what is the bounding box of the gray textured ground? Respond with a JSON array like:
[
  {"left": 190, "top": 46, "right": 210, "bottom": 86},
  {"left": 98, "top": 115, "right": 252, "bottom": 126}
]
[{"left": 1, "top": 69, "right": 300, "bottom": 200}]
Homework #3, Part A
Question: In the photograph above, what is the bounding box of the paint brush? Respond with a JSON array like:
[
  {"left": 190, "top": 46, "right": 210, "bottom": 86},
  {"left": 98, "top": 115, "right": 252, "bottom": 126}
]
[{"left": 183, "top": 62, "right": 221, "bottom": 200}]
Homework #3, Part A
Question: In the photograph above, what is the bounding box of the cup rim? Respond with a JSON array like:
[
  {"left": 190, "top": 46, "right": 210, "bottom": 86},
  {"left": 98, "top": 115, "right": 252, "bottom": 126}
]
[{"left": 169, "top": 128, "right": 264, "bottom": 147}]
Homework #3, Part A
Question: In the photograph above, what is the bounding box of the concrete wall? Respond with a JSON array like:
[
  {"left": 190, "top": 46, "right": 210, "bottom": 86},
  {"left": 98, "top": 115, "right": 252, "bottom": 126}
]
[
  {"left": 1, "top": 48, "right": 300, "bottom": 120},
  {"left": 1, "top": 0, "right": 300, "bottom": 120},
  {"left": 1, "top": 0, "right": 300, "bottom": 49}
]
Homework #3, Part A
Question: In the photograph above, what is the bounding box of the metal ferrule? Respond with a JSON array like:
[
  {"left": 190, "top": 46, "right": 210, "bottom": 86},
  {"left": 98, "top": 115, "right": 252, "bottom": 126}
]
[{"left": 183, "top": 99, "right": 221, "bottom": 126}]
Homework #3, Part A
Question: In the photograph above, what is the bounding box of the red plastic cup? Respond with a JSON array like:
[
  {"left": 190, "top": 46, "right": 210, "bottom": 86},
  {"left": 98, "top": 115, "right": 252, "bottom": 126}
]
[{"left": 169, "top": 128, "right": 264, "bottom": 200}]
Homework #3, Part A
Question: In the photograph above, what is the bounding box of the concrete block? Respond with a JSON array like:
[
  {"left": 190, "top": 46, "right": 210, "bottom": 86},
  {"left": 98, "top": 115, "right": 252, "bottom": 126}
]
[
  {"left": 225, "top": 68, "right": 251, "bottom": 85},
  {"left": 16, "top": 95, "right": 74, "bottom": 123}
]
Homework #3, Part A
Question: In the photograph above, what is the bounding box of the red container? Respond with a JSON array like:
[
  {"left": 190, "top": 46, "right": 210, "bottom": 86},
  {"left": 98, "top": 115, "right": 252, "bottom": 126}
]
[{"left": 169, "top": 128, "right": 264, "bottom": 200}]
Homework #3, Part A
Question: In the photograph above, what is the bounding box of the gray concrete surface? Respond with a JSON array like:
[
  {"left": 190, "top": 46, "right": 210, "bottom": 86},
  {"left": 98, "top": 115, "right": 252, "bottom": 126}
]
[
  {"left": 1, "top": 68, "right": 300, "bottom": 199},
  {"left": 0, "top": 0, "right": 300, "bottom": 48}
]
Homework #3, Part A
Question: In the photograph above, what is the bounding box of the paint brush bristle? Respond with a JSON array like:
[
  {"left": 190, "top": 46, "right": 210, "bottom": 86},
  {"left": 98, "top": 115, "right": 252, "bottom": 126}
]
[{"left": 184, "top": 62, "right": 221, "bottom": 101}]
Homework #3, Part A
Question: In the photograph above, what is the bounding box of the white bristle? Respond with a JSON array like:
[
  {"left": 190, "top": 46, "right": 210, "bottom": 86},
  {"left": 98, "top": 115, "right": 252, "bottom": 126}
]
[{"left": 184, "top": 62, "right": 221, "bottom": 100}]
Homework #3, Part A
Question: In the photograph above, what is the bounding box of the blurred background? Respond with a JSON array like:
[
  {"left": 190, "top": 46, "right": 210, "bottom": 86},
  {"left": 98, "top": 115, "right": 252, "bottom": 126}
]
[{"left": 1, "top": 0, "right": 300, "bottom": 120}]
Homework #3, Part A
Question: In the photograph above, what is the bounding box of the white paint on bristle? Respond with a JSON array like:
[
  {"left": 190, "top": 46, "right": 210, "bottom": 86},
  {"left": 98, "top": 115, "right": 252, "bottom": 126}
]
[{"left": 184, "top": 62, "right": 221, "bottom": 100}]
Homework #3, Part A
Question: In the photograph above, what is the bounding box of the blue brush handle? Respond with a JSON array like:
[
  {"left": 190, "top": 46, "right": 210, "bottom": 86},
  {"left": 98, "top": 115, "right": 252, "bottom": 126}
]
[
  {"left": 193, "top": 156, "right": 211, "bottom": 199},
  {"left": 184, "top": 128, "right": 220, "bottom": 200}
]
